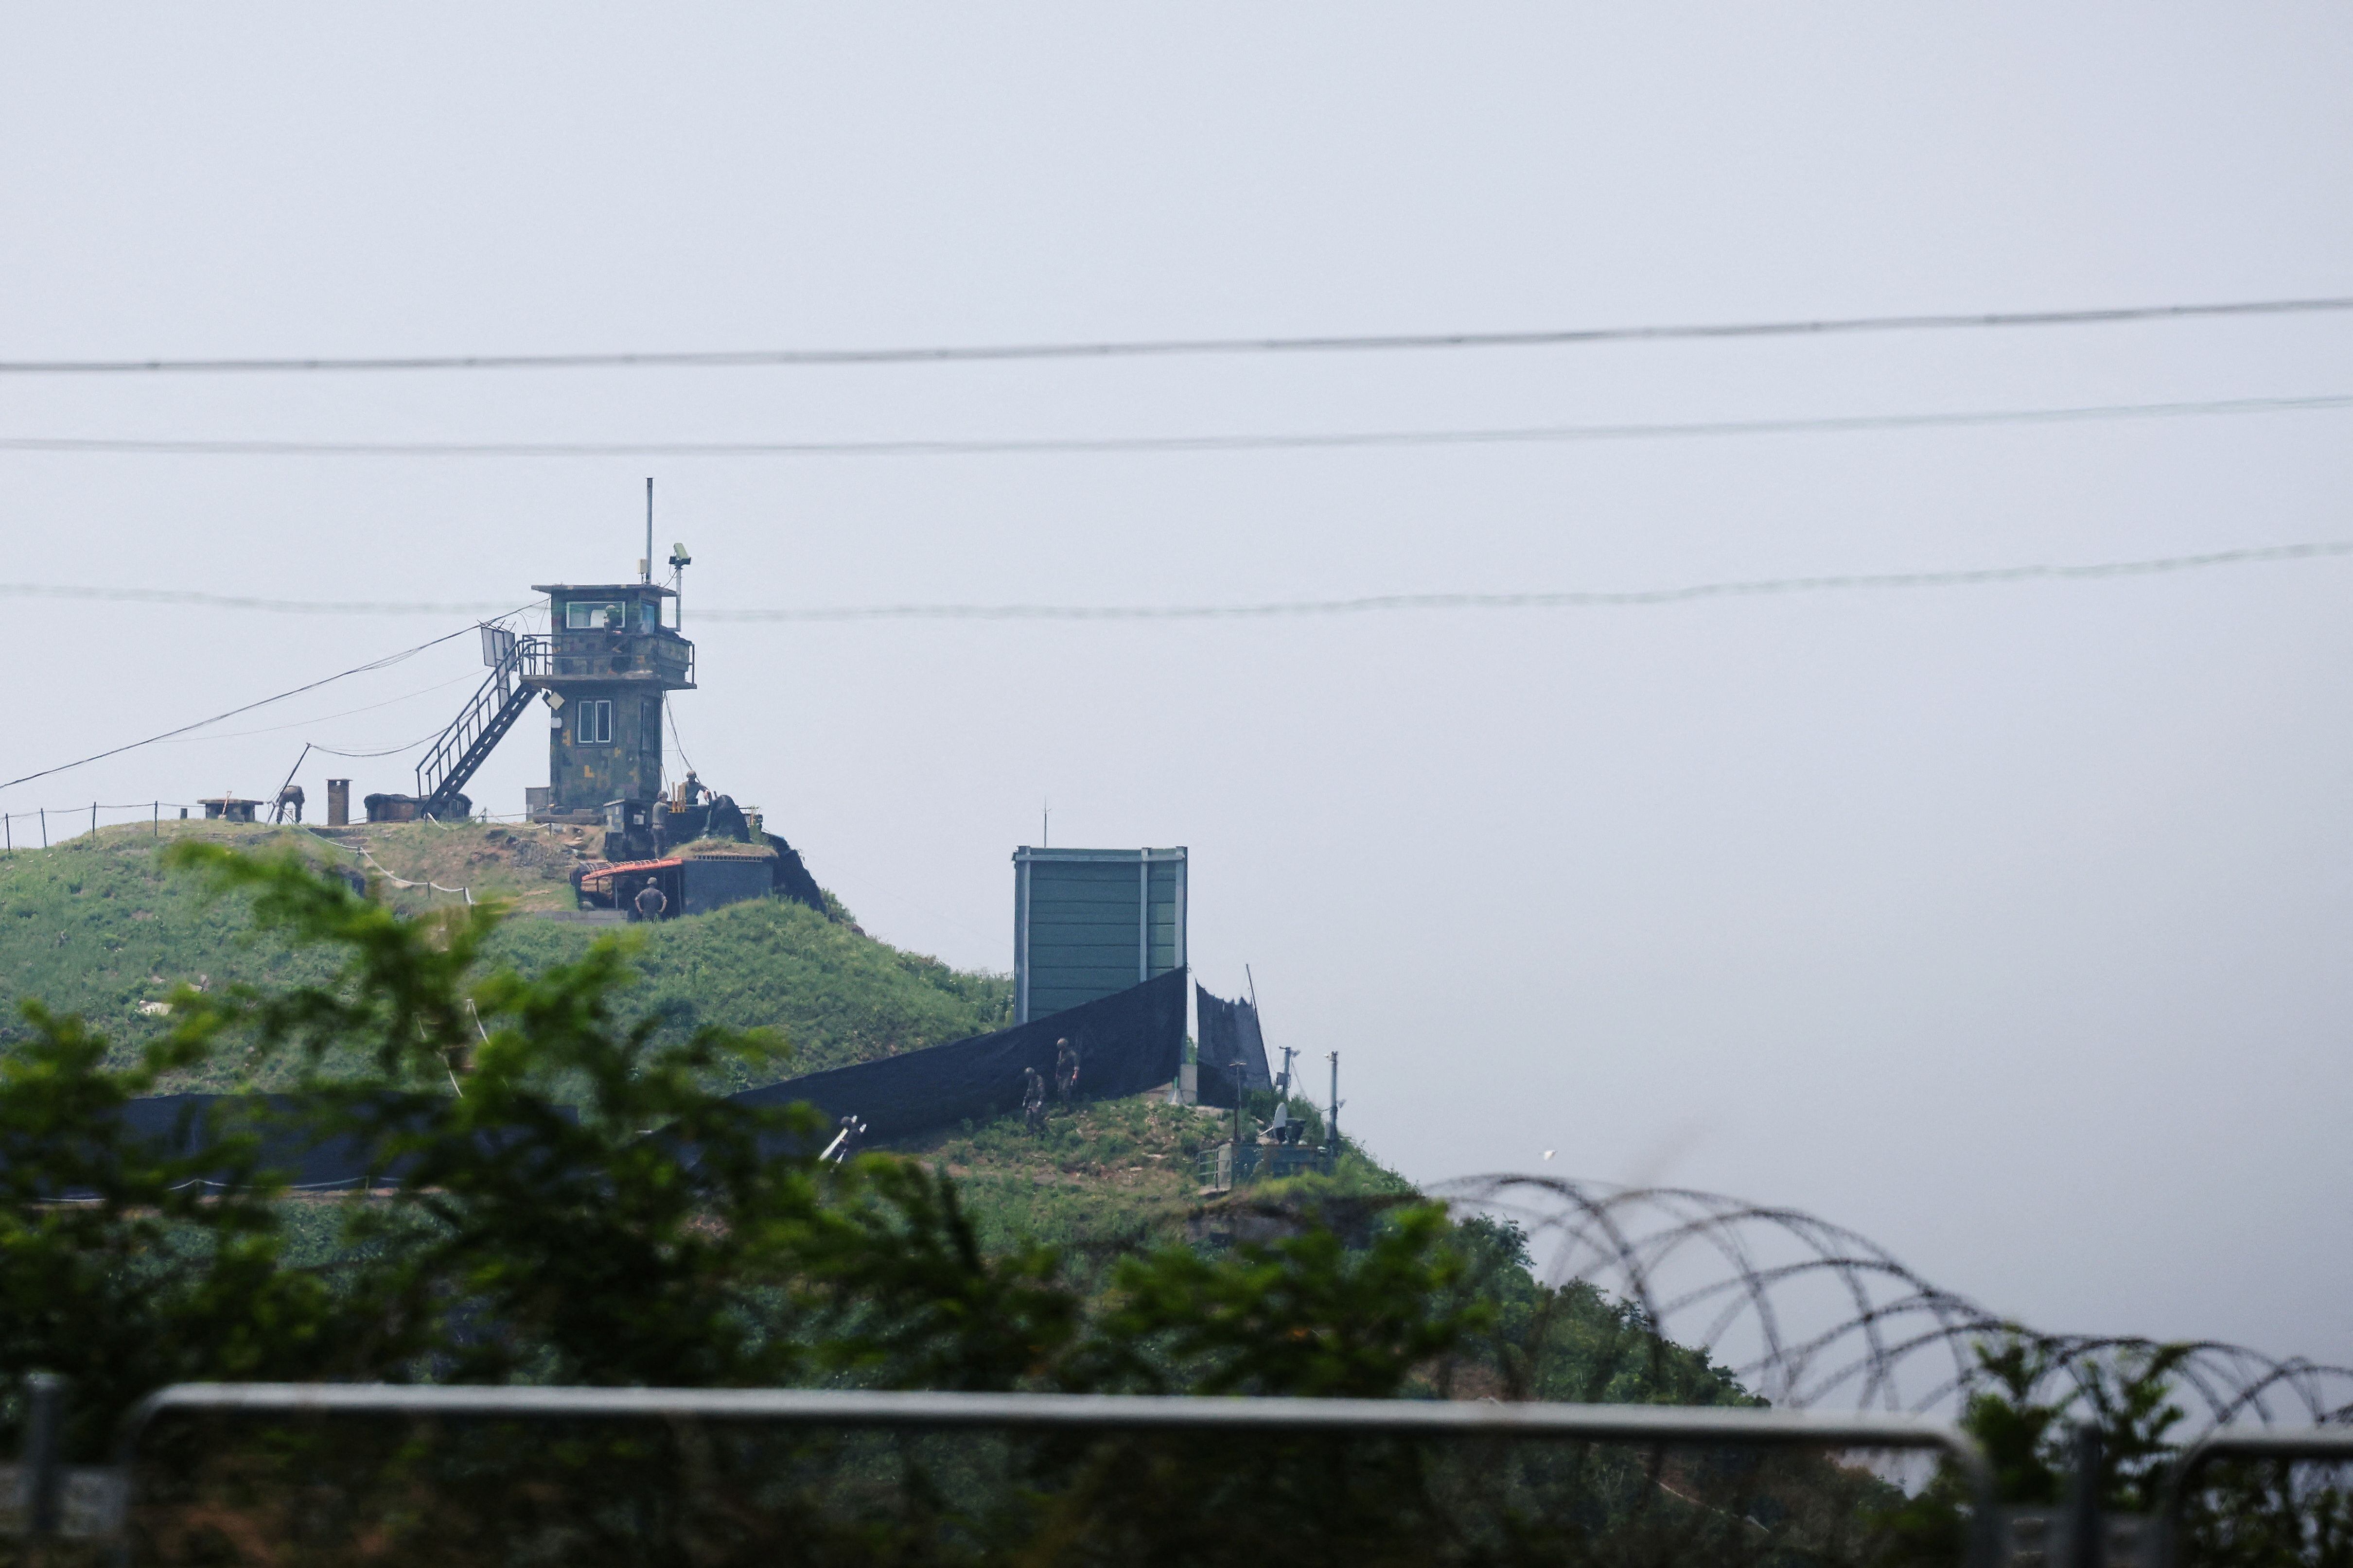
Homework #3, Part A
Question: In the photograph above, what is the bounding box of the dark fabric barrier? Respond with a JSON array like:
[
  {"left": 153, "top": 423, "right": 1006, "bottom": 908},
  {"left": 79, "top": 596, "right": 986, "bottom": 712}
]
[
  {"left": 731, "top": 969, "right": 1187, "bottom": 1143},
  {"left": 41, "top": 1092, "right": 459, "bottom": 1198},
  {"left": 1194, "top": 985, "right": 1272, "bottom": 1110},
  {"left": 44, "top": 972, "right": 1182, "bottom": 1191}
]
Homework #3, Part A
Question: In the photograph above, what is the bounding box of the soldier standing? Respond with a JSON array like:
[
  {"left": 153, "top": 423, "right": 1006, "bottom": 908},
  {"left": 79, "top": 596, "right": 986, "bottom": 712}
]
[
  {"left": 1054, "top": 1037, "right": 1080, "bottom": 1103},
  {"left": 1022, "top": 1066, "right": 1048, "bottom": 1134},
  {"left": 632, "top": 877, "right": 669, "bottom": 922}
]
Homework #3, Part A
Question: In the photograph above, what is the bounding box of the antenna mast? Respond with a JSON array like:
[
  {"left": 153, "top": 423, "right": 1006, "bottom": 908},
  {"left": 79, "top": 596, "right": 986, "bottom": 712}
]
[
  {"left": 643, "top": 478, "right": 654, "bottom": 585},
  {"left": 1249, "top": 964, "right": 1289, "bottom": 1097}
]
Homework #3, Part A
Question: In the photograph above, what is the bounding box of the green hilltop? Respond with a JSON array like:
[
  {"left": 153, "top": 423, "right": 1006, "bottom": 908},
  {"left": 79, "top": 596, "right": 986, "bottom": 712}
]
[
  {"left": 0, "top": 819, "right": 1008, "bottom": 1093},
  {"left": 1, "top": 821, "right": 1766, "bottom": 1415},
  {"left": 0, "top": 819, "right": 1340, "bottom": 1228}
]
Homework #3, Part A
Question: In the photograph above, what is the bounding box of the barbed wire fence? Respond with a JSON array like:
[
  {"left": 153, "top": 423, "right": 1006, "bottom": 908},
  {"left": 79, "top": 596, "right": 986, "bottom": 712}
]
[
  {"left": 0, "top": 801, "right": 211, "bottom": 849},
  {"left": 1434, "top": 1175, "right": 2353, "bottom": 1435}
]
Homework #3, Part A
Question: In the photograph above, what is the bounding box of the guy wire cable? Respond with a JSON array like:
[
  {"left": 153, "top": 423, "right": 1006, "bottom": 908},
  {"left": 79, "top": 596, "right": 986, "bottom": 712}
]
[
  {"left": 2, "top": 294, "right": 2349, "bottom": 374},
  {"left": 0, "top": 610, "right": 531, "bottom": 794},
  {"left": 155, "top": 671, "right": 484, "bottom": 743}
]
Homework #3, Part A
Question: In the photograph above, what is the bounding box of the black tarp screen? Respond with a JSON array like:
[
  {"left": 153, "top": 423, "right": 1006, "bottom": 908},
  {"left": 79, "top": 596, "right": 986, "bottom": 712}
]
[
  {"left": 44, "top": 1092, "right": 497, "bottom": 1198},
  {"left": 731, "top": 968, "right": 1187, "bottom": 1143},
  {"left": 1194, "top": 984, "right": 1272, "bottom": 1110},
  {"left": 41, "top": 972, "right": 1182, "bottom": 1190}
]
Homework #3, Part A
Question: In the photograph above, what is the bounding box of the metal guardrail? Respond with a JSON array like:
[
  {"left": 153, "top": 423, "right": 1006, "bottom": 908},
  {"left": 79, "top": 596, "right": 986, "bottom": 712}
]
[
  {"left": 2156, "top": 1425, "right": 2353, "bottom": 1568},
  {"left": 26, "top": 1382, "right": 1992, "bottom": 1566}
]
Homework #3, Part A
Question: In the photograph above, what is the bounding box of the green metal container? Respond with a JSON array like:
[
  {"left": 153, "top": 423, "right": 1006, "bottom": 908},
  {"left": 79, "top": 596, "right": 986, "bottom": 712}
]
[{"left": 1011, "top": 847, "right": 1187, "bottom": 1022}]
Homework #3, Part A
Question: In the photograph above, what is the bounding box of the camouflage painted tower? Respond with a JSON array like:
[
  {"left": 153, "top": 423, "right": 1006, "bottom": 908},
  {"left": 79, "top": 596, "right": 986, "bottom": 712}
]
[{"left": 523, "top": 581, "right": 695, "bottom": 837}]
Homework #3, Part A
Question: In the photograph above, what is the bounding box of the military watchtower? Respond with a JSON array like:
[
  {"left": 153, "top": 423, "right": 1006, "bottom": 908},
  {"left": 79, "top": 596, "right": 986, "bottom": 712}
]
[{"left": 524, "top": 582, "right": 695, "bottom": 832}]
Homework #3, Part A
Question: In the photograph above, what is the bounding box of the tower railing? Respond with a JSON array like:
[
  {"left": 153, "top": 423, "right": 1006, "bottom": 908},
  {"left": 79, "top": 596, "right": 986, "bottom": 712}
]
[{"left": 538, "top": 631, "right": 694, "bottom": 685}]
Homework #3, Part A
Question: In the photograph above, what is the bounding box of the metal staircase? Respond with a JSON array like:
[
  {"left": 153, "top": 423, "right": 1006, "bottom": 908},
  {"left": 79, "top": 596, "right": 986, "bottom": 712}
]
[{"left": 417, "top": 630, "right": 544, "bottom": 819}]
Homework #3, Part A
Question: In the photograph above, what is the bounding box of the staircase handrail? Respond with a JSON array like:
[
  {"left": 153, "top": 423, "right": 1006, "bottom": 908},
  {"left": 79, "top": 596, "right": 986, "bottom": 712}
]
[{"left": 415, "top": 634, "right": 546, "bottom": 806}]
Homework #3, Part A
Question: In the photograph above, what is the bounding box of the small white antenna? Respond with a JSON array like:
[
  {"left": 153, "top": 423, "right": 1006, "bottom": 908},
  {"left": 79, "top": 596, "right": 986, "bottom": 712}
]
[
  {"left": 643, "top": 477, "right": 654, "bottom": 584},
  {"left": 1041, "top": 798, "right": 1051, "bottom": 847}
]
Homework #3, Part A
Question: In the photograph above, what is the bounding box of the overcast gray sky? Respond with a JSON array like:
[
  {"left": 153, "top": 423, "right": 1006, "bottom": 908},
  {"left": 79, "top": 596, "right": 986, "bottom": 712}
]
[{"left": 3, "top": 7, "right": 2350, "bottom": 1371}]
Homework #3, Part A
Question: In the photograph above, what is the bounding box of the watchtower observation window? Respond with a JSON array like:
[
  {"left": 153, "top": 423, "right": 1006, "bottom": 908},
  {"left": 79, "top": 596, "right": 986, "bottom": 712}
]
[
  {"left": 566, "top": 601, "right": 630, "bottom": 631},
  {"left": 576, "top": 699, "right": 615, "bottom": 745}
]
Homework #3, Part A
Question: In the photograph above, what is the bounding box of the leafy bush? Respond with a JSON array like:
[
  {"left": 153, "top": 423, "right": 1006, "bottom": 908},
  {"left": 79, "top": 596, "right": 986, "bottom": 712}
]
[{"left": 0, "top": 846, "right": 1492, "bottom": 1455}]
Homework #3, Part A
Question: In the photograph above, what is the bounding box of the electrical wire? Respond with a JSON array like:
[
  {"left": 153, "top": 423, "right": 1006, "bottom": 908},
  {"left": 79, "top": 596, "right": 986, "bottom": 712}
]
[
  {"left": 4, "top": 542, "right": 2335, "bottom": 629},
  {"left": 0, "top": 615, "right": 518, "bottom": 795},
  {"left": 3, "top": 295, "right": 2349, "bottom": 375},
  {"left": 307, "top": 724, "right": 454, "bottom": 760},
  {"left": 155, "top": 672, "right": 483, "bottom": 742},
  {"left": 0, "top": 584, "right": 534, "bottom": 615},
  {"left": 687, "top": 541, "right": 2353, "bottom": 622},
  {"left": 663, "top": 693, "right": 698, "bottom": 778},
  {"left": 1, "top": 391, "right": 2346, "bottom": 461}
]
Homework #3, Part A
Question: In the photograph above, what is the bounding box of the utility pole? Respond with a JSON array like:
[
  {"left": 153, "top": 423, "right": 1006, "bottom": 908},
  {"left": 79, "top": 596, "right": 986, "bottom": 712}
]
[
  {"left": 1232, "top": 1057, "right": 1245, "bottom": 1156},
  {"left": 1327, "top": 1051, "right": 1342, "bottom": 1149}
]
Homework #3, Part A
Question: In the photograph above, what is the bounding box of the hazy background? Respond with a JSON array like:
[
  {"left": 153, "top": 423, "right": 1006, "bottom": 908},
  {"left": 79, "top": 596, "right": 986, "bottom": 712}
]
[{"left": 3, "top": 8, "right": 2349, "bottom": 1366}]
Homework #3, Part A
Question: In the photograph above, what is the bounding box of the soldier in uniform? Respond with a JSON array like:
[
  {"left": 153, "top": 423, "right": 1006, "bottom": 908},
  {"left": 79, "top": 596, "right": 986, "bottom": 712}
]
[
  {"left": 1054, "top": 1037, "right": 1080, "bottom": 1103},
  {"left": 1022, "top": 1066, "right": 1048, "bottom": 1135},
  {"left": 632, "top": 876, "right": 669, "bottom": 922}
]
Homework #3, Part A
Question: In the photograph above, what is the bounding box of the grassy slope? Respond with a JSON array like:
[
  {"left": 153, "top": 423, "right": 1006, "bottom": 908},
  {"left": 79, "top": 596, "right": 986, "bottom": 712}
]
[
  {"left": 889, "top": 1094, "right": 1406, "bottom": 1254},
  {"left": 0, "top": 822, "right": 1393, "bottom": 1253},
  {"left": 4, "top": 824, "right": 1762, "bottom": 1410},
  {"left": 0, "top": 820, "right": 1008, "bottom": 1091}
]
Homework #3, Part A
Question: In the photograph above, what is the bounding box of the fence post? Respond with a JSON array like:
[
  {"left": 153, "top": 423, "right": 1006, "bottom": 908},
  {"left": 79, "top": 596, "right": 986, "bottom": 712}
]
[
  {"left": 39, "top": 808, "right": 47, "bottom": 849},
  {"left": 153, "top": 801, "right": 159, "bottom": 838},
  {"left": 21, "top": 1371, "right": 65, "bottom": 1544},
  {"left": 90, "top": 802, "right": 98, "bottom": 842},
  {"left": 2067, "top": 1422, "right": 2104, "bottom": 1568}
]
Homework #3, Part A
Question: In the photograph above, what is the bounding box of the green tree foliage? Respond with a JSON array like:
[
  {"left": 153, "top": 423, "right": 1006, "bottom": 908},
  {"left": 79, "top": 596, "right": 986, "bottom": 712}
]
[
  {"left": 0, "top": 847, "right": 2048, "bottom": 1566},
  {"left": 1879, "top": 1333, "right": 2353, "bottom": 1568},
  {"left": 0, "top": 846, "right": 1495, "bottom": 1452}
]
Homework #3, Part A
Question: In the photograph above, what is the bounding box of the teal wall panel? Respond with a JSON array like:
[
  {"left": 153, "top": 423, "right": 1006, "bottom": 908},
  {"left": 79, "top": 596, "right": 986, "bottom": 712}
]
[{"left": 1013, "top": 847, "right": 1187, "bottom": 1024}]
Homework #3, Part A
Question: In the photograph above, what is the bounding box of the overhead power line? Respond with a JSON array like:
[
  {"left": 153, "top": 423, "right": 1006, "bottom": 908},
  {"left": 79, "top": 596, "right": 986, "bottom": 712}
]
[
  {"left": 0, "top": 584, "right": 529, "bottom": 615},
  {"left": 155, "top": 672, "right": 483, "bottom": 742},
  {"left": 2, "top": 543, "right": 2342, "bottom": 625},
  {"left": 2, "top": 295, "right": 2349, "bottom": 375},
  {"left": 0, "top": 614, "right": 522, "bottom": 795},
  {"left": 689, "top": 541, "right": 2353, "bottom": 621},
  {"left": 1, "top": 391, "right": 2349, "bottom": 462}
]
